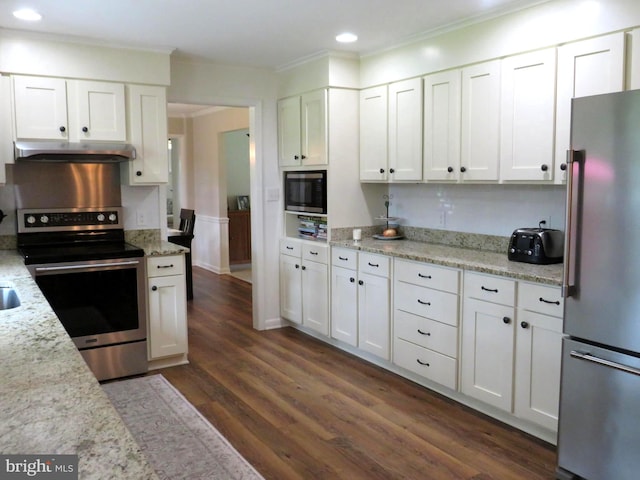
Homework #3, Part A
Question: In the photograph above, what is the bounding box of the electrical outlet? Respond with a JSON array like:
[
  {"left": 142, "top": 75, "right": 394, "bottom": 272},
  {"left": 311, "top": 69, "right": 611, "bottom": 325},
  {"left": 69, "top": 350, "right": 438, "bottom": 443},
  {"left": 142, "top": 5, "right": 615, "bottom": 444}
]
[{"left": 136, "top": 211, "right": 146, "bottom": 226}]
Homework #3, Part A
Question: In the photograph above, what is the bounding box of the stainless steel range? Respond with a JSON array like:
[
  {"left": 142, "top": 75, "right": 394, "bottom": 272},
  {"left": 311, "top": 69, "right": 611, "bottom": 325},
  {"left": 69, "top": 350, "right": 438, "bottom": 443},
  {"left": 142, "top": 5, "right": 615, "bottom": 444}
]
[
  {"left": 11, "top": 150, "right": 148, "bottom": 382},
  {"left": 17, "top": 206, "right": 148, "bottom": 381}
]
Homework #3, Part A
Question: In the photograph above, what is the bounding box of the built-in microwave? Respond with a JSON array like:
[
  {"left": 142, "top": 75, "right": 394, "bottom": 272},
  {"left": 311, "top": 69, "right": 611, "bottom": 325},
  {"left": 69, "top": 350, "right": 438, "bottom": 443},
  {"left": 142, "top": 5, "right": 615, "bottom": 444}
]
[{"left": 284, "top": 170, "right": 327, "bottom": 214}]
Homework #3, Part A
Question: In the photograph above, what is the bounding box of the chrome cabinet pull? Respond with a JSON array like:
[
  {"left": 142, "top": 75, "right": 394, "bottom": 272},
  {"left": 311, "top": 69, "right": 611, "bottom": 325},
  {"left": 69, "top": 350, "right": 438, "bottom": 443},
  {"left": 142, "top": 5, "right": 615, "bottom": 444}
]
[{"left": 571, "top": 351, "right": 640, "bottom": 377}]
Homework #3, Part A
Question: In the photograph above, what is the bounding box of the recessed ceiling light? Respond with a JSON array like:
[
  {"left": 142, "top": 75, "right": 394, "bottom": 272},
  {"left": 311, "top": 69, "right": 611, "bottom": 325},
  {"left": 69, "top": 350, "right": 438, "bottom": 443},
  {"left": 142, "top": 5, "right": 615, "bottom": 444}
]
[
  {"left": 336, "top": 32, "right": 358, "bottom": 44},
  {"left": 13, "top": 8, "right": 42, "bottom": 21}
]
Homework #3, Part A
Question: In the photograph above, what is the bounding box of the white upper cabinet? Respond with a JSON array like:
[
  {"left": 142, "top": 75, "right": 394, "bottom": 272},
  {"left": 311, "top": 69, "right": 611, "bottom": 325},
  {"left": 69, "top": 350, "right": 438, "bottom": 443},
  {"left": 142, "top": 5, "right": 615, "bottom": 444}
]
[
  {"left": 278, "top": 90, "right": 327, "bottom": 167},
  {"left": 359, "top": 85, "right": 388, "bottom": 181},
  {"left": 0, "top": 76, "right": 12, "bottom": 184},
  {"left": 388, "top": 78, "right": 423, "bottom": 181},
  {"left": 423, "top": 70, "right": 461, "bottom": 181},
  {"left": 554, "top": 33, "right": 625, "bottom": 183},
  {"left": 500, "top": 48, "right": 557, "bottom": 182},
  {"left": 126, "top": 84, "right": 168, "bottom": 184},
  {"left": 13, "top": 76, "right": 68, "bottom": 140},
  {"left": 461, "top": 60, "right": 501, "bottom": 182},
  {"left": 68, "top": 80, "right": 126, "bottom": 142},
  {"left": 13, "top": 76, "right": 126, "bottom": 142}
]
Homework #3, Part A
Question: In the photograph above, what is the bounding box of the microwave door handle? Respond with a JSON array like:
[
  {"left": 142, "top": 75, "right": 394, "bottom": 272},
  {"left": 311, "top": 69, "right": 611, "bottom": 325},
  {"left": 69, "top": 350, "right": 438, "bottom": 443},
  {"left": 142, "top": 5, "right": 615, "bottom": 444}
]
[{"left": 562, "top": 149, "right": 583, "bottom": 298}]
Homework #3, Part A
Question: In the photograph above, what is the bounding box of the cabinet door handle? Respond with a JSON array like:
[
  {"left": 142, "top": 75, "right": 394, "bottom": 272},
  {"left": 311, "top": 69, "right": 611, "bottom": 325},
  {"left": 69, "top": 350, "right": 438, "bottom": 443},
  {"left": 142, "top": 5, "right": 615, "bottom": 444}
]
[
  {"left": 295, "top": 264, "right": 300, "bottom": 269},
  {"left": 301, "top": 155, "right": 306, "bottom": 160},
  {"left": 136, "top": 170, "right": 143, "bottom": 176},
  {"left": 481, "top": 286, "right": 498, "bottom": 293},
  {"left": 417, "top": 329, "right": 431, "bottom": 336},
  {"left": 338, "top": 256, "right": 349, "bottom": 261},
  {"left": 358, "top": 280, "right": 364, "bottom": 286},
  {"left": 541, "top": 164, "right": 549, "bottom": 172},
  {"left": 560, "top": 163, "right": 567, "bottom": 171},
  {"left": 294, "top": 155, "right": 299, "bottom": 160},
  {"left": 379, "top": 168, "right": 385, "bottom": 174},
  {"left": 418, "top": 273, "right": 432, "bottom": 279},
  {"left": 389, "top": 168, "right": 395, "bottom": 174},
  {"left": 82, "top": 126, "right": 89, "bottom": 133},
  {"left": 59, "top": 125, "right": 66, "bottom": 132},
  {"left": 539, "top": 297, "right": 560, "bottom": 305},
  {"left": 151, "top": 286, "right": 158, "bottom": 291},
  {"left": 503, "top": 316, "right": 511, "bottom": 324},
  {"left": 157, "top": 264, "right": 174, "bottom": 269},
  {"left": 520, "top": 321, "right": 529, "bottom": 329},
  {"left": 447, "top": 166, "right": 454, "bottom": 173},
  {"left": 349, "top": 277, "right": 355, "bottom": 283},
  {"left": 416, "top": 359, "right": 430, "bottom": 367},
  {"left": 309, "top": 251, "right": 318, "bottom": 255},
  {"left": 301, "top": 265, "right": 306, "bottom": 270},
  {"left": 368, "top": 262, "right": 379, "bottom": 268},
  {"left": 460, "top": 166, "right": 466, "bottom": 173},
  {"left": 286, "top": 246, "right": 294, "bottom": 250},
  {"left": 417, "top": 299, "right": 431, "bottom": 306}
]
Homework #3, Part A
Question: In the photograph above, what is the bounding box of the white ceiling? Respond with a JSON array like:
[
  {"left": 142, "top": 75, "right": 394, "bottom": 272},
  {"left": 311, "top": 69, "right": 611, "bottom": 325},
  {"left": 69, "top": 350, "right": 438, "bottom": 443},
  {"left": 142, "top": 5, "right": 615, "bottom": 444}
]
[{"left": 0, "top": 0, "right": 546, "bottom": 70}]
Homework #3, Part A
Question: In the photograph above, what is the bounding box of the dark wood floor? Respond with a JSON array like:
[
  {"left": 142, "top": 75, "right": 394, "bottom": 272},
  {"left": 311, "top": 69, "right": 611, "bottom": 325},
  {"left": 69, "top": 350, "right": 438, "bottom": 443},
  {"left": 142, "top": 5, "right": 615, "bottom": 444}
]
[{"left": 159, "top": 266, "right": 557, "bottom": 480}]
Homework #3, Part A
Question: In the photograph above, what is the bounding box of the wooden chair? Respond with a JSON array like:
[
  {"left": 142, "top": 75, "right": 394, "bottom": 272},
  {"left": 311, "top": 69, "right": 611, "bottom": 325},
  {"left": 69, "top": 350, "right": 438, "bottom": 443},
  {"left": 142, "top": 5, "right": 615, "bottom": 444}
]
[{"left": 168, "top": 209, "right": 195, "bottom": 299}]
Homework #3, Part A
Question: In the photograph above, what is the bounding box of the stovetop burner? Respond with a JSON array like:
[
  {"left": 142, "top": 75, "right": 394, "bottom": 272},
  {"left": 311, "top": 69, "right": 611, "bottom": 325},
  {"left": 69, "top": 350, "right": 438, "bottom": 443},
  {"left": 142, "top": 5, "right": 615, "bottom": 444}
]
[{"left": 17, "top": 207, "right": 145, "bottom": 264}]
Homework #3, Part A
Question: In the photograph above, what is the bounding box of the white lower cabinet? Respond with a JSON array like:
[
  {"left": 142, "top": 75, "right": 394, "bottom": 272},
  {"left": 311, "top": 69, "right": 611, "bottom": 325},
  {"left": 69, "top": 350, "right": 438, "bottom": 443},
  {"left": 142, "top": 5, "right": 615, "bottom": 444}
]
[
  {"left": 514, "top": 282, "right": 564, "bottom": 431},
  {"left": 280, "top": 239, "right": 329, "bottom": 336},
  {"left": 330, "top": 248, "right": 390, "bottom": 359},
  {"left": 461, "top": 271, "right": 563, "bottom": 432},
  {"left": 147, "top": 254, "right": 188, "bottom": 366},
  {"left": 393, "top": 259, "right": 460, "bottom": 390}
]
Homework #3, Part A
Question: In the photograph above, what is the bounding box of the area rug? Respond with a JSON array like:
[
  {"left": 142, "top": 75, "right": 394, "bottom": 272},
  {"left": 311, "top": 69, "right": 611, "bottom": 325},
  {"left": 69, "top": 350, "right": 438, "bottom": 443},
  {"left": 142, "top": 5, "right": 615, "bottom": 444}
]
[{"left": 102, "top": 374, "right": 264, "bottom": 480}]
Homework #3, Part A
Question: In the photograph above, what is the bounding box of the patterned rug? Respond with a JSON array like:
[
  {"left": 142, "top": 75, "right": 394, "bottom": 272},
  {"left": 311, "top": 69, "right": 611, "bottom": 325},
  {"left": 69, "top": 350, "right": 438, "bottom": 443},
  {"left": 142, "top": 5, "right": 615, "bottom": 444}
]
[{"left": 102, "top": 374, "right": 264, "bottom": 480}]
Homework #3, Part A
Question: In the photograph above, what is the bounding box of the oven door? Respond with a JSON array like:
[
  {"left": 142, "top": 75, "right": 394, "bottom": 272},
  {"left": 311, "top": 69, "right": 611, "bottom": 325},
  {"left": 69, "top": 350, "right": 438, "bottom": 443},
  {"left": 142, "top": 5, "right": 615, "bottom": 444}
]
[{"left": 28, "top": 257, "right": 147, "bottom": 350}]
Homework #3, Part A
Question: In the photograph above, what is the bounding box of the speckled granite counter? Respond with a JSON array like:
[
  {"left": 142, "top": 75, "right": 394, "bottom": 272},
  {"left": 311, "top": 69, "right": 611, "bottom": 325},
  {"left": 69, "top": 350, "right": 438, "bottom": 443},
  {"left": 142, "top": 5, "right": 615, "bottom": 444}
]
[
  {"left": 0, "top": 250, "right": 158, "bottom": 479},
  {"left": 330, "top": 237, "right": 563, "bottom": 286}
]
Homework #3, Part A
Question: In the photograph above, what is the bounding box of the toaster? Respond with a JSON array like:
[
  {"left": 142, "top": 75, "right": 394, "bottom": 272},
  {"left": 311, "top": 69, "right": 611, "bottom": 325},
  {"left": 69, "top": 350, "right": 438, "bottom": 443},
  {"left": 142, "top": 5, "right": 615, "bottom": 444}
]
[{"left": 508, "top": 226, "right": 564, "bottom": 265}]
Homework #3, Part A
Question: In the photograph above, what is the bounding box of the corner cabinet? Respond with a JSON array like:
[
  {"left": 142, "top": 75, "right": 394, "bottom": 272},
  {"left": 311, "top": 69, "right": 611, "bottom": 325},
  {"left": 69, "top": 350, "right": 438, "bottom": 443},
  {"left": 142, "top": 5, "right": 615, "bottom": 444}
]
[
  {"left": 0, "top": 76, "right": 12, "bottom": 184},
  {"left": 278, "top": 90, "right": 327, "bottom": 167},
  {"left": 147, "top": 254, "right": 189, "bottom": 368},
  {"left": 125, "top": 84, "right": 169, "bottom": 185}
]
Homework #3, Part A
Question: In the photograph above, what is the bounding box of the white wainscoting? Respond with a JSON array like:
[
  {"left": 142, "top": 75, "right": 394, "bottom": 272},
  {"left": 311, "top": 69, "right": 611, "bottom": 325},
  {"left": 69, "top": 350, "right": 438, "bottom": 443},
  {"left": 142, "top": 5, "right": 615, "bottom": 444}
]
[{"left": 191, "top": 214, "right": 230, "bottom": 275}]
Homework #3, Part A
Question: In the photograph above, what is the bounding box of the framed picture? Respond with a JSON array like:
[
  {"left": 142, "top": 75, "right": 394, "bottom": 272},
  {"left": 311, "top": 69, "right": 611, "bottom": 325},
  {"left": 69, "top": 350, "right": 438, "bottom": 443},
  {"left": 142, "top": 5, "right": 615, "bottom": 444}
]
[{"left": 237, "top": 195, "right": 250, "bottom": 210}]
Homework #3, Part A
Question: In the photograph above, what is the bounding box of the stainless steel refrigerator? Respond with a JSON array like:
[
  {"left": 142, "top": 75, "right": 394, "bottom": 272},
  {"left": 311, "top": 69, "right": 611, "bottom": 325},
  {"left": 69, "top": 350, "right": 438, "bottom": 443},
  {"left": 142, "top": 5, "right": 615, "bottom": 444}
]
[{"left": 557, "top": 89, "right": 640, "bottom": 480}]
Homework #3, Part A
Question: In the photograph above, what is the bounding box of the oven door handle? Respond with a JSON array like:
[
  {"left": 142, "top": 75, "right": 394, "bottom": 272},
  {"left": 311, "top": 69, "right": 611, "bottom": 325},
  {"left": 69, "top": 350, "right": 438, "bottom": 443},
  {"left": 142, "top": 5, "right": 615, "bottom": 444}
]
[{"left": 34, "top": 260, "right": 141, "bottom": 273}]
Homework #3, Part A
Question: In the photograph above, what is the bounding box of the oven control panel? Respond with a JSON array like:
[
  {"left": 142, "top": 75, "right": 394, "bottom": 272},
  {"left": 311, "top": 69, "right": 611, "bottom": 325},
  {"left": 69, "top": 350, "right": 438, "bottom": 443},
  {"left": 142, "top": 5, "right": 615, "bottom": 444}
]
[{"left": 17, "top": 207, "right": 123, "bottom": 232}]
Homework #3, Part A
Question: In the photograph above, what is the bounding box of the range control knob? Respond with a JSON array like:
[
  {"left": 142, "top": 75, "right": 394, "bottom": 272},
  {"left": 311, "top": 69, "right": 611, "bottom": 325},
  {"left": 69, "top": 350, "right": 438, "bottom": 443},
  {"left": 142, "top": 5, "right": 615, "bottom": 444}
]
[
  {"left": 97, "top": 213, "right": 106, "bottom": 222},
  {"left": 40, "top": 215, "right": 49, "bottom": 224},
  {"left": 27, "top": 215, "right": 36, "bottom": 224},
  {"left": 108, "top": 213, "right": 117, "bottom": 222}
]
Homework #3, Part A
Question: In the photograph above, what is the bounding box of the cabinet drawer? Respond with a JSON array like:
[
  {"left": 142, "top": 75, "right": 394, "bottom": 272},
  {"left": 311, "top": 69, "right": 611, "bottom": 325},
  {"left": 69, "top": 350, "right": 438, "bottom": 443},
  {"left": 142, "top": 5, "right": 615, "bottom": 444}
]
[
  {"left": 395, "top": 283, "right": 459, "bottom": 326},
  {"left": 394, "top": 338, "right": 457, "bottom": 390},
  {"left": 464, "top": 271, "right": 515, "bottom": 306},
  {"left": 359, "top": 252, "right": 390, "bottom": 277},
  {"left": 332, "top": 247, "right": 357, "bottom": 269},
  {"left": 280, "top": 238, "right": 301, "bottom": 257},
  {"left": 394, "top": 310, "right": 458, "bottom": 358},
  {"left": 518, "top": 282, "right": 564, "bottom": 317},
  {"left": 303, "top": 243, "right": 328, "bottom": 264},
  {"left": 395, "top": 259, "right": 459, "bottom": 293},
  {"left": 147, "top": 255, "right": 185, "bottom": 277}
]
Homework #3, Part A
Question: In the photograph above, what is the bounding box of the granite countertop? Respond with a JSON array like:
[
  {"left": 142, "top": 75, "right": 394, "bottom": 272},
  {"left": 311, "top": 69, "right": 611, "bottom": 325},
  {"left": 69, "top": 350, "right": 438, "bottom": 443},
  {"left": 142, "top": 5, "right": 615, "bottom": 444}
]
[
  {"left": 0, "top": 250, "right": 158, "bottom": 480},
  {"left": 330, "top": 237, "right": 563, "bottom": 286}
]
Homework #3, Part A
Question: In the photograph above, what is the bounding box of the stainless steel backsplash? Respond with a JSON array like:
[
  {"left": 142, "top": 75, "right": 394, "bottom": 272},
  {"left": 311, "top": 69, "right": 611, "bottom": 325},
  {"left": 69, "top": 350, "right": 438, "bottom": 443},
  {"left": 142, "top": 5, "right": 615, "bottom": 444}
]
[{"left": 11, "top": 162, "right": 122, "bottom": 208}]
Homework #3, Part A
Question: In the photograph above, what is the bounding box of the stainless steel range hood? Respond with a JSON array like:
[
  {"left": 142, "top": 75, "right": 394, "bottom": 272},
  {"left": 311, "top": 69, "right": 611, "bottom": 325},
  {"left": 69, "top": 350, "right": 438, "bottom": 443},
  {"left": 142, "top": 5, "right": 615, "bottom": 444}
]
[{"left": 14, "top": 141, "right": 136, "bottom": 163}]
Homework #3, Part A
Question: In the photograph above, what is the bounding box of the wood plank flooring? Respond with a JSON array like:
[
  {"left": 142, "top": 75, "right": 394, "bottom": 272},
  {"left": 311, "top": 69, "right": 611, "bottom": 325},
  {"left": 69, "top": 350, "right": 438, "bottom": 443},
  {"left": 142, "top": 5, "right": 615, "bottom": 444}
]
[{"left": 158, "top": 266, "right": 557, "bottom": 479}]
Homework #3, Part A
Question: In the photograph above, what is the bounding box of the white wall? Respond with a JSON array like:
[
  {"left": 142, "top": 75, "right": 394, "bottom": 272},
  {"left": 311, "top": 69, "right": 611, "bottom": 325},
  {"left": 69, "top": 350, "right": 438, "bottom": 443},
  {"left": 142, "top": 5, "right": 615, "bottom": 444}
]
[{"left": 168, "top": 57, "right": 281, "bottom": 330}]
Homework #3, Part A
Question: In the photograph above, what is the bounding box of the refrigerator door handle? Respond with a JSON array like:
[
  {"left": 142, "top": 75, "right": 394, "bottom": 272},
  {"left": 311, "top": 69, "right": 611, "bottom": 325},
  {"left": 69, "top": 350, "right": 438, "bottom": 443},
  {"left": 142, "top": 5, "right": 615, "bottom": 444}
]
[
  {"left": 562, "top": 149, "right": 584, "bottom": 298},
  {"left": 570, "top": 350, "right": 640, "bottom": 377}
]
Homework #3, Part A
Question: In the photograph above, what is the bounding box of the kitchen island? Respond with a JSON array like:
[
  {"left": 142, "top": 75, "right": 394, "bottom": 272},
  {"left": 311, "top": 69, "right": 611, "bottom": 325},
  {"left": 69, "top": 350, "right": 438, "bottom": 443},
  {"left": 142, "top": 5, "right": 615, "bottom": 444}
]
[{"left": 0, "top": 250, "right": 159, "bottom": 480}]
